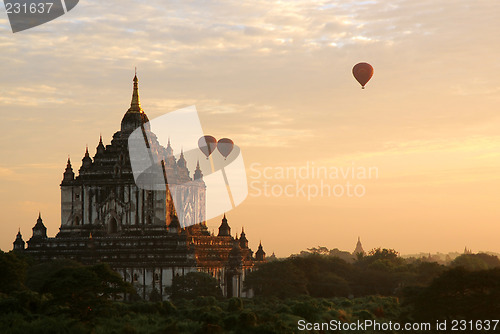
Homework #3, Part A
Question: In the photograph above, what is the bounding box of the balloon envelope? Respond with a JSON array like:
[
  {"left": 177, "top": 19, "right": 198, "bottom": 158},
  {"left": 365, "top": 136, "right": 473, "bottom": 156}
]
[
  {"left": 352, "top": 62, "right": 374, "bottom": 88},
  {"left": 217, "top": 138, "right": 234, "bottom": 159},
  {"left": 198, "top": 135, "right": 217, "bottom": 158}
]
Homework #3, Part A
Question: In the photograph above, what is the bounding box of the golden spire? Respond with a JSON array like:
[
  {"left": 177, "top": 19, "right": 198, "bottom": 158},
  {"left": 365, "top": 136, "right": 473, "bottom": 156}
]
[{"left": 128, "top": 70, "right": 142, "bottom": 113}]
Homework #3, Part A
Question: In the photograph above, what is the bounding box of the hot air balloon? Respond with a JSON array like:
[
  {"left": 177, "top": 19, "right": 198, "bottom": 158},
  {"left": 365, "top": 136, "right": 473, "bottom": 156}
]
[
  {"left": 217, "top": 138, "right": 234, "bottom": 159},
  {"left": 198, "top": 135, "right": 217, "bottom": 159},
  {"left": 352, "top": 62, "right": 374, "bottom": 89}
]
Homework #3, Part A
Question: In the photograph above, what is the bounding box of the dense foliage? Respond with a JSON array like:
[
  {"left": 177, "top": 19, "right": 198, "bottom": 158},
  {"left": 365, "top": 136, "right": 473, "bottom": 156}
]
[
  {"left": 167, "top": 272, "right": 223, "bottom": 300},
  {"left": 1, "top": 249, "right": 499, "bottom": 333},
  {"left": 245, "top": 248, "right": 445, "bottom": 298}
]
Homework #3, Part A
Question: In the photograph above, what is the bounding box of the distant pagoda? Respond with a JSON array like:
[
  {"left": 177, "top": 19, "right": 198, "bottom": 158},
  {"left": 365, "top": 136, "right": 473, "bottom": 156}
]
[{"left": 353, "top": 236, "right": 365, "bottom": 256}]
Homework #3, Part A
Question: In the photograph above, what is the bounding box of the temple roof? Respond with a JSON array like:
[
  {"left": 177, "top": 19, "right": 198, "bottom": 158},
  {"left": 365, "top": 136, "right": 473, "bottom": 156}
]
[
  {"left": 218, "top": 214, "right": 231, "bottom": 237},
  {"left": 63, "top": 74, "right": 200, "bottom": 186},
  {"left": 121, "top": 74, "right": 149, "bottom": 133},
  {"left": 33, "top": 212, "right": 46, "bottom": 231}
]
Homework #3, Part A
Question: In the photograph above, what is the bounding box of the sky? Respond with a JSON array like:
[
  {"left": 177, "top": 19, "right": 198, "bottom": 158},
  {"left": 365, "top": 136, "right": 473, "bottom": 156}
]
[{"left": 0, "top": 0, "right": 499, "bottom": 257}]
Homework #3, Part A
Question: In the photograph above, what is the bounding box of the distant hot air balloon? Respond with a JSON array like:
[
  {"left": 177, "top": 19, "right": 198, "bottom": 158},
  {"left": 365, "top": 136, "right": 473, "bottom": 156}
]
[
  {"left": 217, "top": 138, "right": 234, "bottom": 159},
  {"left": 198, "top": 135, "right": 217, "bottom": 159},
  {"left": 352, "top": 62, "right": 374, "bottom": 89}
]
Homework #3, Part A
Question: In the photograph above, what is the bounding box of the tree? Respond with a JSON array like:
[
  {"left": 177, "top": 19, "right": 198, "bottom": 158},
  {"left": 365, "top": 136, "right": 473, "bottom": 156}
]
[
  {"left": 408, "top": 260, "right": 445, "bottom": 286},
  {"left": 367, "top": 248, "right": 401, "bottom": 261},
  {"left": 0, "top": 251, "right": 28, "bottom": 294},
  {"left": 244, "top": 260, "right": 308, "bottom": 298},
  {"left": 451, "top": 253, "right": 500, "bottom": 271},
  {"left": 291, "top": 254, "right": 353, "bottom": 297},
  {"left": 404, "top": 267, "right": 500, "bottom": 321},
  {"left": 306, "top": 246, "right": 330, "bottom": 255},
  {"left": 37, "top": 262, "right": 133, "bottom": 319},
  {"left": 167, "top": 272, "right": 222, "bottom": 300},
  {"left": 356, "top": 248, "right": 405, "bottom": 271},
  {"left": 26, "top": 259, "right": 81, "bottom": 292},
  {"left": 329, "top": 248, "right": 356, "bottom": 263}
]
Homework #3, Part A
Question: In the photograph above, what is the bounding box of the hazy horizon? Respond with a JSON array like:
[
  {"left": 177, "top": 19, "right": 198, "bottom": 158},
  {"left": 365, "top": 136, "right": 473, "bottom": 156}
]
[{"left": 1, "top": 0, "right": 499, "bottom": 257}]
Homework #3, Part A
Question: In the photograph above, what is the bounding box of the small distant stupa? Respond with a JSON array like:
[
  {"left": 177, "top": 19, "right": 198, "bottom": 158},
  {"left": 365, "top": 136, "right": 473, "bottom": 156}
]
[{"left": 353, "top": 236, "right": 365, "bottom": 256}]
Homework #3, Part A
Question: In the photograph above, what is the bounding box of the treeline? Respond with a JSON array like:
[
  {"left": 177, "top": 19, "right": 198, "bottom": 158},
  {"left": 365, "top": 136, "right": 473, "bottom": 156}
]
[
  {"left": 244, "top": 249, "right": 500, "bottom": 324},
  {"left": 246, "top": 248, "right": 467, "bottom": 298},
  {"left": 1, "top": 249, "right": 500, "bottom": 333}
]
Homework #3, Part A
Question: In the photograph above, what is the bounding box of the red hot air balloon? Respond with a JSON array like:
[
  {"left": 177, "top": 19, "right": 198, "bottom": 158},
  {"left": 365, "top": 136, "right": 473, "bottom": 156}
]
[
  {"left": 217, "top": 138, "right": 234, "bottom": 159},
  {"left": 352, "top": 62, "right": 374, "bottom": 89},
  {"left": 198, "top": 135, "right": 217, "bottom": 159}
]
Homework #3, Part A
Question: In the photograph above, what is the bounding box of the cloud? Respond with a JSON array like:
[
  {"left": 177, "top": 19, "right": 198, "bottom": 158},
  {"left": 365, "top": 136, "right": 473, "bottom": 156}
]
[
  {"left": 0, "top": 84, "right": 73, "bottom": 107},
  {"left": 1, "top": 0, "right": 500, "bottom": 253},
  {"left": 0, "top": 167, "right": 14, "bottom": 178},
  {"left": 0, "top": 1, "right": 497, "bottom": 153}
]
